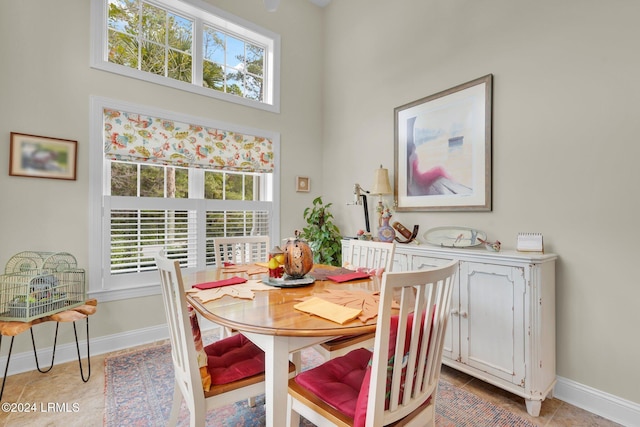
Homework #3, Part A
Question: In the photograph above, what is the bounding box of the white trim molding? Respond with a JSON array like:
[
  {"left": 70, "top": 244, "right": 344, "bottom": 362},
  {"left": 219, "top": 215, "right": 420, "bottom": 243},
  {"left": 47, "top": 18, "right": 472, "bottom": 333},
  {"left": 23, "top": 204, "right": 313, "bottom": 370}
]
[{"left": 554, "top": 376, "right": 640, "bottom": 427}]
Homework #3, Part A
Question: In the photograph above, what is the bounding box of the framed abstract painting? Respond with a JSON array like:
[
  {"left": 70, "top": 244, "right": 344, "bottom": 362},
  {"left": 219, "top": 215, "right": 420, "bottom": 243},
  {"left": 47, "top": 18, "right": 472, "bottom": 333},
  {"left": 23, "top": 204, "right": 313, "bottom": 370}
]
[{"left": 394, "top": 74, "right": 492, "bottom": 211}]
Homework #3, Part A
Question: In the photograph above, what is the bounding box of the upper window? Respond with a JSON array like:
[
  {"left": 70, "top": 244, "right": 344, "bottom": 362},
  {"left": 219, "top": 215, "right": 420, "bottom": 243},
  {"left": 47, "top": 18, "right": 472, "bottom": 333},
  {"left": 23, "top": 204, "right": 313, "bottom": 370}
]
[{"left": 91, "top": 0, "right": 281, "bottom": 112}]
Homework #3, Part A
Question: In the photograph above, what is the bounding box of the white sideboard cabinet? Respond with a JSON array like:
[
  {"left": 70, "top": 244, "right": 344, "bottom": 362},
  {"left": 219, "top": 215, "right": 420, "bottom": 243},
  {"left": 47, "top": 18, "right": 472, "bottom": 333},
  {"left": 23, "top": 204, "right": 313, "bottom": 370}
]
[{"left": 341, "top": 240, "right": 557, "bottom": 416}]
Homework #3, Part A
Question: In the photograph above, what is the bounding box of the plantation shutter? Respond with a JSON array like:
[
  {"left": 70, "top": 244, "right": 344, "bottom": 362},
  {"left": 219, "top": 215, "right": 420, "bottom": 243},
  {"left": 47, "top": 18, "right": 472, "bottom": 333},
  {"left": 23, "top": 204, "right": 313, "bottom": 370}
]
[
  {"left": 110, "top": 205, "right": 198, "bottom": 274},
  {"left": 204, "top": 209, "right": 271, "bottom": 264}
]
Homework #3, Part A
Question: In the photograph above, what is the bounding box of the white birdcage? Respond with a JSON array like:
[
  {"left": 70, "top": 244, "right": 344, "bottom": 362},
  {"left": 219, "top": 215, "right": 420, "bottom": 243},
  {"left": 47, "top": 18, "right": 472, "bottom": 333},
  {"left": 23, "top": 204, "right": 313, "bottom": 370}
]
[{"left": 0, "top": 251, "right": 86, "bottom": 322}]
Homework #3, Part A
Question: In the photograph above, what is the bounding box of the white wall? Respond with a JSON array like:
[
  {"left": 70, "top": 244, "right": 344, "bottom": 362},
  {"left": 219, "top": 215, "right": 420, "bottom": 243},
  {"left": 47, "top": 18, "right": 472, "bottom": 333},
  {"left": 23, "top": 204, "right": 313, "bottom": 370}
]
[
  {"left": 0, "top": 0, "right": 323, "bottom": 351},
  {"left": 321, "top": 0, "right": 640, "bottom": 407}
]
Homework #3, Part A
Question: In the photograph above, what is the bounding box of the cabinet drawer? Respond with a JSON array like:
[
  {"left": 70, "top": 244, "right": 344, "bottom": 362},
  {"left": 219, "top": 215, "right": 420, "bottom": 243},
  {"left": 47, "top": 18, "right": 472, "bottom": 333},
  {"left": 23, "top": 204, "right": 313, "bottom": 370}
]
[{"left": 410, "top": 254, "right": 453, "bottom": 270}]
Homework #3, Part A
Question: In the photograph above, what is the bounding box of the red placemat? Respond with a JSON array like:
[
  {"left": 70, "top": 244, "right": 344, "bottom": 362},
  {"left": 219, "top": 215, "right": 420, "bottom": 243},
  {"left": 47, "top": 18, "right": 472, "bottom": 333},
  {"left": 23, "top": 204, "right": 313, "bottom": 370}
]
[
  {"left": 193, "top": 276, "right": 247, "bottom": 290},
  {"left": 326, "top": 271, "right": 371, "bottom": 283}
]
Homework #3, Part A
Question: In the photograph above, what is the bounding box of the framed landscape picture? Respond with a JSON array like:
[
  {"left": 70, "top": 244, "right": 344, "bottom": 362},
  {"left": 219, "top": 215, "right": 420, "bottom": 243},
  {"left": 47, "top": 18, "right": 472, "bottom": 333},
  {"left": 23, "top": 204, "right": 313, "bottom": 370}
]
[
  {"left": 9, "top": 132, "right": 77, "bottom": 181},
  {"left": 394, "top": 74, "right": 492, "bottom": 211}
]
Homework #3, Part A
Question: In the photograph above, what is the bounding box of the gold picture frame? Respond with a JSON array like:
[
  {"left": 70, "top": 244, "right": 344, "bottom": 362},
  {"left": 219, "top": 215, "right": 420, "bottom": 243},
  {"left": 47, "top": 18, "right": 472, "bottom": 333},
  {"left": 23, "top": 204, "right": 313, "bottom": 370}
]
[
  {"left": 9, "top": 132, "right": 78, "bottom": 181},
  {"left": 296, "top": 176, "right": 310, "bottom": 192}
]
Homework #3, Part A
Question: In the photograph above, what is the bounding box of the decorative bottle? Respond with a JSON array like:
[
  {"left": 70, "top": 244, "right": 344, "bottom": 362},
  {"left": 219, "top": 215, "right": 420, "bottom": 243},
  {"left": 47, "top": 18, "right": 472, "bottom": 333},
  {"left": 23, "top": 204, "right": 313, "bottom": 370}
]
[{"left": 378, "top": 212, "right": 396, "bottom": 242}]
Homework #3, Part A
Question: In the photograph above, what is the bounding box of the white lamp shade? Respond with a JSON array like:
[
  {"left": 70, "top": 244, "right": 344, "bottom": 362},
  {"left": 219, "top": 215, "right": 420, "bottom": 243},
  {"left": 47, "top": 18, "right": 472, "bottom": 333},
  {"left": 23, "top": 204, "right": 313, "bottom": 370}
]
[
  {"left": 264, "top": 0, "right": 280, "bottom": 12},
  {"left": 371, "top": 165, "right": 392, "bottom": 195}
]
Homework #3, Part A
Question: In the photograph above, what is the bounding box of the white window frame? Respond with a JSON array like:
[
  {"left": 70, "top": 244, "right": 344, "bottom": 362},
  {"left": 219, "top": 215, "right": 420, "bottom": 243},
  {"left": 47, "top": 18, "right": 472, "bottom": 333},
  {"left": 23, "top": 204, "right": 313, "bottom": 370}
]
[
  {"left": 90, "top": 0, "right": 281, "bottom": 113},
  {"left": 89, "top": 96, "right": 280, "bottom": 302}
]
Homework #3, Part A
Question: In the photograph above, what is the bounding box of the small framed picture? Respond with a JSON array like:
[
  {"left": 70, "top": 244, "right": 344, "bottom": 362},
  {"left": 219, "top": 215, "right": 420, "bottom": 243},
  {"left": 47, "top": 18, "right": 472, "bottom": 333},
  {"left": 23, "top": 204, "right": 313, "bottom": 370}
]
[
  {"left": 296, "top": 176, "right": 310, "bottom": 192},
  {"left": 9, "top": 132, "right": 78, "bottom": 181}
]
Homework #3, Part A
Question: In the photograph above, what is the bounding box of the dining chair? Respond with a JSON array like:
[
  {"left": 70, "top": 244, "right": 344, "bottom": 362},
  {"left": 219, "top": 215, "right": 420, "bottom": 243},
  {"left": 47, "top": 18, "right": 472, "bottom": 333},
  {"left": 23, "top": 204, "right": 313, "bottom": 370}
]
[
  {"left": 212, "top": 235, "right": 270, "bottom": 266},
  {"left": 314, "top": 240, "right": 396, "bottom": 360},
  {"left": 155, "top": 250, "right": 294, "bottom": 427},
  {"left": 212, "top": 235, "right": 270, "bottom": 338},
  {"left": 288, "top": 260, "right": 458, "bottom": 427}
]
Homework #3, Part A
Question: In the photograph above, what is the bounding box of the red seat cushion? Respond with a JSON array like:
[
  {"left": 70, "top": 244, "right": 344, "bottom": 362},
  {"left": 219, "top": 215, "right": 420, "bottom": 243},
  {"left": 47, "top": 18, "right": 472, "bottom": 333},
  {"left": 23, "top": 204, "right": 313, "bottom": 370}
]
[
  {"left": 188, "top": 306, "right": 212, "bottom": 392},
  {"left": 353, "top": 311, "right": 429, "bottom": 427},
  {"left": 293, "top": 347, "right": 372, "bottom": 418},
  {"left": 293, "top": 311, "right": 432, "bottom": 426},
  {"left": 204, "top": 334, "right": 265, "bottom": 385}
]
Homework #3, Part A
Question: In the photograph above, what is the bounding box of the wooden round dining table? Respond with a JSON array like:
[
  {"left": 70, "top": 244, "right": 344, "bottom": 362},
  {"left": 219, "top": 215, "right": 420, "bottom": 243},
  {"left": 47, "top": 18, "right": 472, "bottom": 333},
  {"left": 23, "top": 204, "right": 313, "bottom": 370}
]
[{"left": 183, "top": 264, "right": 381, "bottom": 427}]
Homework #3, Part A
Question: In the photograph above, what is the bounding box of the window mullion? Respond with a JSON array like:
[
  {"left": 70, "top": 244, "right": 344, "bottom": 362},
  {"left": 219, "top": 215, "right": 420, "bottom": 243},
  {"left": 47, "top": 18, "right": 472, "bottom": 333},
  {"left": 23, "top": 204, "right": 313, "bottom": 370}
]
[
  {"left": 164, "top": 12, "right": 169, "bottom": 78},
  {"left": 188, "top": 168, "right": 204, "bottom": 198},
  {"left": 137, "top": 2, "right": 143, "bottom": 72},
  {"left": 195, "top": 199, "right": 207, "bottom": 269},
  {"left": 189, "top": 169, "right": 204, "bottom": 269},
  {"left": 243, "top": 43, "right": 248, "bottom": 98},
  {"left": 193, "top": 17, "right": 203, "bottom": 86}
]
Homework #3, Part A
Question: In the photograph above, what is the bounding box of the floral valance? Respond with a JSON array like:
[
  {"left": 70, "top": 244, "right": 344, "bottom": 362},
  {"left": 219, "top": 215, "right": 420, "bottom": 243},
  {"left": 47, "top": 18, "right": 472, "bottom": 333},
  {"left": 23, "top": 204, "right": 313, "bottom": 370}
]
[{"left": 103, "top": 108, "right": 274, "bottom": 173}]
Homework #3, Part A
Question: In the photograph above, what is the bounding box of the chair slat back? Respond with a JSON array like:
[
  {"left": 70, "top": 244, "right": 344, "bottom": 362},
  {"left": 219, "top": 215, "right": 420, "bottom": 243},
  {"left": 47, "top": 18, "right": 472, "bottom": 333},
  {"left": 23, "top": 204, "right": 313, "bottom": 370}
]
[
  {"left": 347, "top": 240, "right": 395, "bottom": 272},
  {"left": 367, "top": 260, "right": 458, "bottom": 426},
  {"left": 213, "top": 236, "right": 270, "bottom": 266},
  {"left": 155, "top": 251, "right": 204, "bottom": 410}
]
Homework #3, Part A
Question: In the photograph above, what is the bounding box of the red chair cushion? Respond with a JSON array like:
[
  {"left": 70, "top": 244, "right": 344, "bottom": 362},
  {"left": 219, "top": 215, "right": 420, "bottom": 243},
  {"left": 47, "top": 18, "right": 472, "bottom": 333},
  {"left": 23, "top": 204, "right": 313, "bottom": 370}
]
[
  {"left": 188, "top": 306, "right": 212, "bottom": 392},
  {"left": 293, "top": 311, "right": 432, "bottom": 427},
  {"left": 204, "top": 333, "right": 265, "bottom": 385},
  {"left": 293, "top": 347, "right": 372, "bottom": 418},
  {"left": 353, "top": 312, "right": 428, "bottom": 427}
]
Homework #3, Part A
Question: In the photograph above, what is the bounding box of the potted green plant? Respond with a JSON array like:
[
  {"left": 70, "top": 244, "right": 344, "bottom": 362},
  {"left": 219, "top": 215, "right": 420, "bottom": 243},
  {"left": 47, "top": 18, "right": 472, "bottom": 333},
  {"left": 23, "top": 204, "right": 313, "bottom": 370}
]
[{"left": 300, "top": 197, "right": 343, "bottom": 266}]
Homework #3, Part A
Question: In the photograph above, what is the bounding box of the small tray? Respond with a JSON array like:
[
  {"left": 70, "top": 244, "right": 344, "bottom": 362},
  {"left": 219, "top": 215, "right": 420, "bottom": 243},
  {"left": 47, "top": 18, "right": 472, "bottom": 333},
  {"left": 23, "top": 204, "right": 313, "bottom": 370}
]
[
  {"left": 424, "top": 226, "right": 486, "bottom": 248},
  {"left": 262, "top": 274, "right": 315, "bottom": 288}
]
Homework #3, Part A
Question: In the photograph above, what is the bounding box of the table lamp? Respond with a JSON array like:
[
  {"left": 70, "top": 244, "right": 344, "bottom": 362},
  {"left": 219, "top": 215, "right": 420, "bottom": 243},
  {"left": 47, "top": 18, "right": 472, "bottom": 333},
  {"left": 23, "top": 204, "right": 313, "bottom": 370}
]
[
  {"left": 370, "top": 165, "right": 396, "bottom": 242},
  {"left": 371, "top": 165, "right": 392, "bottom": 227}
]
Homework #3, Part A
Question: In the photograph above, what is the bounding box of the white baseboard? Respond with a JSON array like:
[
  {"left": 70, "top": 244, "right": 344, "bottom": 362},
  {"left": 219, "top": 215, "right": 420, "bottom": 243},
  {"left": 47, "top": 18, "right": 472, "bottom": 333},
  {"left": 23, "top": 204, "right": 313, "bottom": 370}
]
[
  {"left": 554, "top": 376, "right": 639, "bottom": 427},
  {"left": 0, "top": 324, "right": 170, "bottom": 379},
  {"left": 2, "top": 324, "right": 638, "bottom": 427},
  {"left": 0, "top": 318, "right": 221, "bottom": 380}
]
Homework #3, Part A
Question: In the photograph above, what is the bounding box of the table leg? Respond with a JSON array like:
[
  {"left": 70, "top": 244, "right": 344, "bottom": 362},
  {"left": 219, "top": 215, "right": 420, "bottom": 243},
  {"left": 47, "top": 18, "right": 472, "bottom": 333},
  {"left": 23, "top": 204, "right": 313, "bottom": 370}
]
[
  {"left": 265, "top": 335, "right": 290, "bottom": 427},
  {"left": 30, "top": 322, "right": 59, "bottom": 373},
  {"left": 240, "top": 333, "right": 338, "bottom": 427},
  {"left": 243, "top": 333, "right": 290, "bottom": 427},
  {"left": 73, "top": 318, "right": 91, "bottom": 382},
  {"left": 0, "top": 335, "right": 16, "bottom": 401}
]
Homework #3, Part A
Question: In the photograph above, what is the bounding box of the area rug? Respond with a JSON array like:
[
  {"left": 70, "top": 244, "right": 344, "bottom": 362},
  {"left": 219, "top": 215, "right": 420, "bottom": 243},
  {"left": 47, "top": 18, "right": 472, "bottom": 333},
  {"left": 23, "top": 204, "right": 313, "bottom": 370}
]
[{"left": 104, "top": 340, "right": 536, "bottom": 427}]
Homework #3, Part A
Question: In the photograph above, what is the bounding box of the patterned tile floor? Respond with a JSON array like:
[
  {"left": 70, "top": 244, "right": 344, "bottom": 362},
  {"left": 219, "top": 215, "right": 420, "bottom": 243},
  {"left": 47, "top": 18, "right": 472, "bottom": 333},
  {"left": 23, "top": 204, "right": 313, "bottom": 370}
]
[{"left": 0, "top": 339, "right": 624, "bottom": 427}]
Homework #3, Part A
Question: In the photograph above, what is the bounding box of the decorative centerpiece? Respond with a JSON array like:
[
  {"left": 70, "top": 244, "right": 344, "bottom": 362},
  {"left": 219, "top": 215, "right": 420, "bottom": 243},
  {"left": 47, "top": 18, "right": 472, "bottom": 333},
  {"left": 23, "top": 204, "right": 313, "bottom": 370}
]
[
  {"left": 268, "top": 247, "right": 285, "bottom": 278},
  {"left": 282, "top": 231, "right": 314, "bottom": 279}
]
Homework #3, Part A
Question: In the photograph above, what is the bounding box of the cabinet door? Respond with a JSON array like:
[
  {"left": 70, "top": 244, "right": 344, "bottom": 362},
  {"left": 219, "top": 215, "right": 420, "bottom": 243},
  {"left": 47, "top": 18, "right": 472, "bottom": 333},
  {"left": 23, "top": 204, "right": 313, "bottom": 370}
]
[
  {"left": 392, "top": 252, "right": 409, "bottom": 272},
  {"left": 410, "top": 255, "right": 459, "bottom": 362},
  {"left": 460, "top": 262, "right": 526, "bottom": 386}
]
